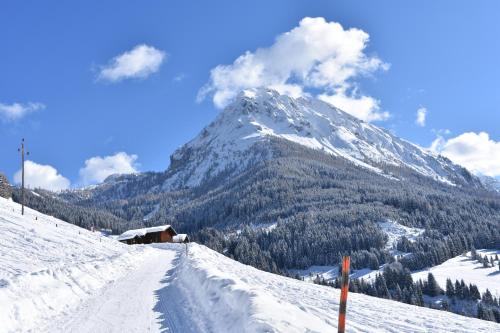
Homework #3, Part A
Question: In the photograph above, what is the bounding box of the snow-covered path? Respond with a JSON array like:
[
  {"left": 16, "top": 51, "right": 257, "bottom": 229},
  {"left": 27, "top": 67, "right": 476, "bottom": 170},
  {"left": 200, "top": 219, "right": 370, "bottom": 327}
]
[{"left": 43, "top": 247, "right": 181, "bottom": 333}]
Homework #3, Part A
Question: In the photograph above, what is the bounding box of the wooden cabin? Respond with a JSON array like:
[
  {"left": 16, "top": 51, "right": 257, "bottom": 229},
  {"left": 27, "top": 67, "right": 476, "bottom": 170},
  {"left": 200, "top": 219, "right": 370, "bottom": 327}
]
[{"left": 117, "top": 225, "right": 178, "bottom": 245}]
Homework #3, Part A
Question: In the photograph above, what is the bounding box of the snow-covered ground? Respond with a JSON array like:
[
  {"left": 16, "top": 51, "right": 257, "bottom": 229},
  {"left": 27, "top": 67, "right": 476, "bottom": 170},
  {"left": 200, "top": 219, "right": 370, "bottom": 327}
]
[
  {"left": 412, "top": 250, "right": 500, "bottom": 297},
  {"left": 378, "top": 219, "right": 424, "bottom": 251},
  {"left": 2, "top": 197, "right": 499, "bottom": 332},
  {"left": 0, "top": 197, "right": 154, "bottom": 333}
]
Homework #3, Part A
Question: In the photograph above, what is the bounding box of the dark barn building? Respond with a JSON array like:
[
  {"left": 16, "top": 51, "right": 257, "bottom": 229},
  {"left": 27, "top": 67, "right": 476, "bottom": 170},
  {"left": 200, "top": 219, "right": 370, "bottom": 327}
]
[{"left": 117, "top": 225, "right": 178, "bottom": 245}]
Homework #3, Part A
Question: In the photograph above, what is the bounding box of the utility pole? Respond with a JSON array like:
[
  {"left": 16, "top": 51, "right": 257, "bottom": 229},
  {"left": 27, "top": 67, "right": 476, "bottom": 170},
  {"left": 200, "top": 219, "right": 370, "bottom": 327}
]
[{"left": 18, "top": 138, "right": 29, "bottom": 215}]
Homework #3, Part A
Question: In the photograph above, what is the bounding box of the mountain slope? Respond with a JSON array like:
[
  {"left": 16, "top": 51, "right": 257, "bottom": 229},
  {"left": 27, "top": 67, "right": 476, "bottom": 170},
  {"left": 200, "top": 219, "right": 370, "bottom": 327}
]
[
  {"left": 57, "top": 88, "right": 480, "bottom": 205},
  {"left": 163, "top": 88, "right": 479, "bottom": 190},
  {"left": 20, "top": 90, "right": 500, "bottom": 276},
  {"left": 2, "top": 198, "right": 498, "bottom": 332}
]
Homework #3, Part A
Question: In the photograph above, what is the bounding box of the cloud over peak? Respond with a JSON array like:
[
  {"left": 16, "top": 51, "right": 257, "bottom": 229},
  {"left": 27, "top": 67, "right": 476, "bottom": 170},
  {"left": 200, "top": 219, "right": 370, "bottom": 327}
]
[
  {"left": 430, "top": 131, "right": 500, "bottom": 177},
  {"left": 98, "top": 44, "right": 166, "bottom": 82},
  {"left": 198, "top": 17, "right": 389, "bottom": 122}
]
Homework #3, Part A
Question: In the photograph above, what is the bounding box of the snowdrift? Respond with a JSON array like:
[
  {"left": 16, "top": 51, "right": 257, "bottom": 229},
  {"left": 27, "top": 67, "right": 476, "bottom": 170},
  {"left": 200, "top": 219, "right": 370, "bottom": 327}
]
[{"left": 169, "top": 243, "right": 499, "bottom": 332}]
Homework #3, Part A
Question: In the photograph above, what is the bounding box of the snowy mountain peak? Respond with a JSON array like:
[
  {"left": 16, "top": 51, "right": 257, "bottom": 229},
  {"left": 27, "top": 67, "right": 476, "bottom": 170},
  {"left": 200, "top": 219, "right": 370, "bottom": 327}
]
[{"left": 163, "top": 89, "right": 478, "bottom": 190}]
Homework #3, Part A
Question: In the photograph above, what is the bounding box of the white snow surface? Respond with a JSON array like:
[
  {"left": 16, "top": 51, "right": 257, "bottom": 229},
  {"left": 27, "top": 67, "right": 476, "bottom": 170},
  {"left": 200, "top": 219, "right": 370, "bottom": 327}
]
[
  {"left": 162, "top": 88, "right": 471, "bottom": 190},
  {"left": 0, "top": 197, "right": 153, "bottom": 333},
  {"left": 172, "top": 233, "right": 188, "bottom": 242},
  {"left": 2, "top": 197, "right": 499, "bottom": 332},
  {"left": 412, "top": 250, "right": 500, "bottom": 297},
  {"left": 378, "top": 219, "right": 425, "bottom": 251}
]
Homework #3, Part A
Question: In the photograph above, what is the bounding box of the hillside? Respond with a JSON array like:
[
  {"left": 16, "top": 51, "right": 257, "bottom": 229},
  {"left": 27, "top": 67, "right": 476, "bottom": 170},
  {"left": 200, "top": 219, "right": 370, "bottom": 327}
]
[
  {"left": 0, "top": 197, "right": 153, "bottom": 333},
  {"left": 1, "top": 198, "right": 499, "bottom": 332},
  {"left": 412, "top": 250, "right": 500, "bottom": 297},
  {"left": 16, "top": 90, "right": 500, "bottom": 278}
]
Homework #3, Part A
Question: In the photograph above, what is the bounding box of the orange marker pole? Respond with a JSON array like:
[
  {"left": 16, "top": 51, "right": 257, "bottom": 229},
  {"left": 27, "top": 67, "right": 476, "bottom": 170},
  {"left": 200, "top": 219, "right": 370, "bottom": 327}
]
[{"left": 338, "top": 256, "right": 350, "bottom": 333}]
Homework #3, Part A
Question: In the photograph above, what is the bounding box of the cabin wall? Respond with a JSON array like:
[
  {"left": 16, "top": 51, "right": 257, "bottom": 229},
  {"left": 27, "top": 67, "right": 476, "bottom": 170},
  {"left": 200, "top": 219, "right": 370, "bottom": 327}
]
[{"left": 160, "top": 230, "right": 173, "bottom": 243}]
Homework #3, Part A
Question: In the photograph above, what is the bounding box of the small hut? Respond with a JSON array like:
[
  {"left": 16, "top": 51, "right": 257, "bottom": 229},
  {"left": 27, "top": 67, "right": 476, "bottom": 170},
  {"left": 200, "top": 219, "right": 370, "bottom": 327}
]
[
  {"left": 117, "top": 225, "right": 177, "bottom": 245},
  {"left": 172, "top": 234, "right": 190, "bottom": 243}
]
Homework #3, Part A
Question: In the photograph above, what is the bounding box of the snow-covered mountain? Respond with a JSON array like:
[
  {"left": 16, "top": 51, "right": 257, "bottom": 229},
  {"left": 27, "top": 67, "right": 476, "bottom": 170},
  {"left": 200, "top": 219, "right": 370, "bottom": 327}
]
[
  {"left": 2, "top": 197, "right": 498, "bottom": 333},
  {"left": 163, "top": 88, "right": 477, "bottom": 190},
  {"left": 479, "top": 175, "right": 500, "bottom": 192}
]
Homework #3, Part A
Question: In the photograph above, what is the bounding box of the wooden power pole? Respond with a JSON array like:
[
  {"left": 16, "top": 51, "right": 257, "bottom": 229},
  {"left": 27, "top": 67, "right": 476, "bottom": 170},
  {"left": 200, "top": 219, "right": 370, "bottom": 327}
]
[{"left": 18, "top": 138, "right": 29, "bottom": 215}]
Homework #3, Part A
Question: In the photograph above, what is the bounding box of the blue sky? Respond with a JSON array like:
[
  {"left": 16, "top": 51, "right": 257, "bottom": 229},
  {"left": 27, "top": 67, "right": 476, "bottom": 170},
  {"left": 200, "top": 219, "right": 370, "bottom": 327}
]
[{"left": 1, "top": 1, "right": 499, "bottom": 189}]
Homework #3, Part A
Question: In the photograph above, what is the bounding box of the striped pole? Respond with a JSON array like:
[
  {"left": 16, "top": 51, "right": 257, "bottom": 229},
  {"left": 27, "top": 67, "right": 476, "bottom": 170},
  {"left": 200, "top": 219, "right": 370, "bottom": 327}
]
[{"left": 338, "top": 256, "right": 350, "bottom": 333}]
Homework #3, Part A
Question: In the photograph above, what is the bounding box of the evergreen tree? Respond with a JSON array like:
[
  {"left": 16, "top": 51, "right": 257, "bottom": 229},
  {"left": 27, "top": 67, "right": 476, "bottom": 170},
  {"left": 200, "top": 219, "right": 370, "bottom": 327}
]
[
  {"left": 477, "top": 303, "right": 484, "bottom": 319},
  {"left": 454, "top": 280, "right": 462, "bottom": 298},
  {"left": 0, "top": 173, "right": 12, "bottom": 199},
  {"left": 470, "top": 284, "right": 481, "bottom": 300},
  {"left": 425, "top": 273, "right": 442, "bottom": 297},
  {"left": 471, "top": 246, "right": 477, "bottom": 260},
  {"left": 394, "top": 284, "right": 403, "bottom": 301},
  {"left": 483, "top": 257, "right": 490, "bottom": 268},
  {"left": 482, "top": 289, "right": 494, "bottom": 305},
  {"left": 445, "top": 278, "right": 454, "bottom": 298}
]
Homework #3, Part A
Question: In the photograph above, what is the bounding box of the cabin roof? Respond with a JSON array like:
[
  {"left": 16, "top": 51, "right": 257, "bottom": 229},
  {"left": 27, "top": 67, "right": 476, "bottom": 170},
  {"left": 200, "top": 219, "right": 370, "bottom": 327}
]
[
  {"left": 117, "top": 225, "right": 177, "bottom": 241},
  {"left": 173, "top": 234, "right": 189, "bottom": 243}
]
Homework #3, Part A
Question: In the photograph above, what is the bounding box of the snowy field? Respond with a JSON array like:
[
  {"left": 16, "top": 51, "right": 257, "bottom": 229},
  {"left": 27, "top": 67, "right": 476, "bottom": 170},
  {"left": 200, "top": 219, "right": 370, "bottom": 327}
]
[
  {"left": 412, "top": 250, "right": 500, "bottom": 297},
  {"left": 1, "top": 197, "right": 499, "bottom": 332},
  {"left": 378, "top": 219, "right": 424, "bottom": 251}
]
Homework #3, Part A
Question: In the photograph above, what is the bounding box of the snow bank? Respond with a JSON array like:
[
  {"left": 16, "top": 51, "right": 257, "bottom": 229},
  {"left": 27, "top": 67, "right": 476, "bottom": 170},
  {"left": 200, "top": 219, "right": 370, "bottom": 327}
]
[
  {"left": 0, "top": 197, "right": 152, "bottom": 333},
  {"left": 171, "top": 243, "right": 499, "bottom": 332},
  {"left": 171, "top": 243, "right": 333, "bottom": 332}
]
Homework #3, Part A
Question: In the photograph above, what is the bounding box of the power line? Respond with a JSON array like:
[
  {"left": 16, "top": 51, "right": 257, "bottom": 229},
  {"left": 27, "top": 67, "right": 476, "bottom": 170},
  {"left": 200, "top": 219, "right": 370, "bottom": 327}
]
[{"left": 17, "top": 138, "right": 29, "bottom": 215}]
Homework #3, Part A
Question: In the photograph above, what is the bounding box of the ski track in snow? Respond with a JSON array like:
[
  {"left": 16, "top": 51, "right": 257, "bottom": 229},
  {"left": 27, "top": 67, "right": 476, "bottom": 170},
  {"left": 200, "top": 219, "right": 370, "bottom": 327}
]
[{"left": 43, "top": 248, "right": 182, "bottom": 333}]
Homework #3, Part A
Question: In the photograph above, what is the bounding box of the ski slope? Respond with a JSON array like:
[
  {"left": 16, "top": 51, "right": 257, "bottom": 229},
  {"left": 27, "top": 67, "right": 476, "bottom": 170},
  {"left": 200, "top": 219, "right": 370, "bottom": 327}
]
[{"left": 1, "top": 197, "right": 499, "bottom": 332}]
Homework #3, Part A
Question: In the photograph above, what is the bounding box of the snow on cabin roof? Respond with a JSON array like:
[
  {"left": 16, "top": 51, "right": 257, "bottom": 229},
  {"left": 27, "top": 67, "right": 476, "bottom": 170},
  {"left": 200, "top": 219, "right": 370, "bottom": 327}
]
[
  {"left": 173, "top": 234, "right": 189, "bottom": 243},
  {"left": 117, "top": 225, "right": 176, "bottom": 241}
]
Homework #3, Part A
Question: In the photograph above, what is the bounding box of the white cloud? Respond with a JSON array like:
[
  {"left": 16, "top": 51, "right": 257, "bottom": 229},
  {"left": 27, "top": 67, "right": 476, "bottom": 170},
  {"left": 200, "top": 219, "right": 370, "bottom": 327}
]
[
  {"left": 319, "top": 90, "right": 389, "bottom": 122},
  {"left": 0, "top": 102, "right": 45, "bottom": 121},
  {"left": 430, "top": 131, "right": 500, "bottom": 177},
  {"left": 198, "top": 17, "right": 389, "bottom": 122},
  {"left": 79, "top": 152, "right": 138, "bottom": 185},
  {"left": 415, "top": 107, "right": 427, "bottom": 127},
  {"left": 98, "top": 44, "right": 166, "bottom": 82},
  {"left": 14, "top": 161, "right": 70, "bottom": 191}
]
